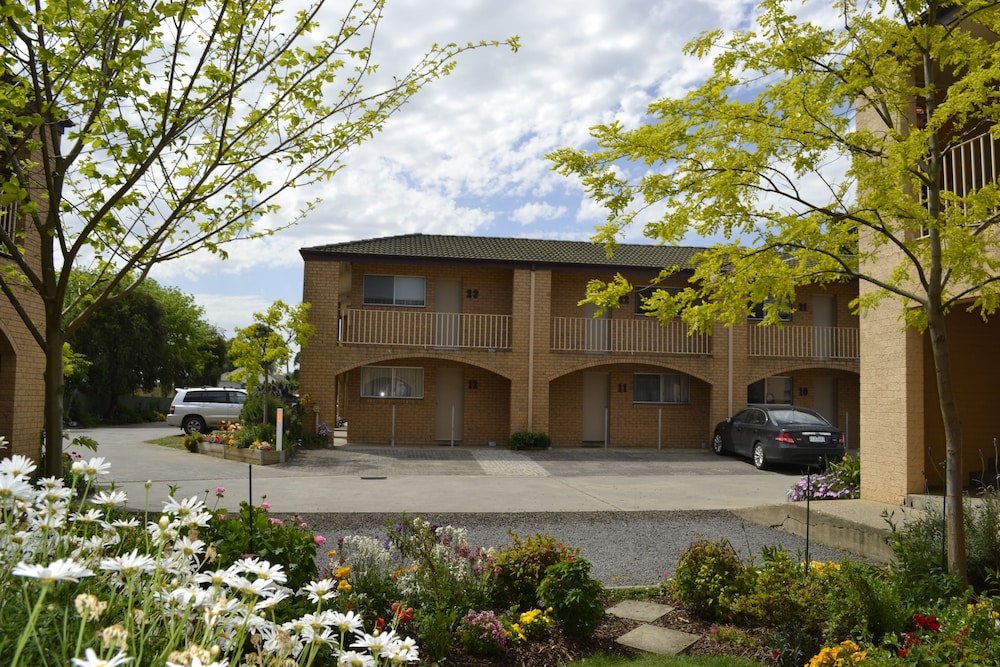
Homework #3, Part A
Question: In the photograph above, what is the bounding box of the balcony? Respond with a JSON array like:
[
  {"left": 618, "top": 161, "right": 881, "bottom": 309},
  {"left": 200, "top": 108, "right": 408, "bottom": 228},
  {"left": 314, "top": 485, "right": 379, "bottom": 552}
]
[
  {"left": 340, "top": 309, "right": 511, "bottom": 350},
  {"left": 551, "top": 317, "right": 711, "bottom": 355},
  {"left": 748, "top": 325, "right": 859, "bottom": 360},
  {"left": 0, "top": 201, "right": 16, "bottom": 239}
]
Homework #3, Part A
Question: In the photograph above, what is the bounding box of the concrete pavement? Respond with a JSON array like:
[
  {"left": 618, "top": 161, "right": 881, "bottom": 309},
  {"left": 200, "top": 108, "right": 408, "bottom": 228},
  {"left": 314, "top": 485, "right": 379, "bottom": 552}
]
[{"left": 68, "top": 423, "right": 917, "bottom": 562}]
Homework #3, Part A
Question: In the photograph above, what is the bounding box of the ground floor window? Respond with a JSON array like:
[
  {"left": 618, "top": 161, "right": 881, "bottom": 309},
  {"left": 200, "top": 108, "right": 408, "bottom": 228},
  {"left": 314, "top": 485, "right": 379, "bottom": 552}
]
[
  {"left": 748, "top": 376, "right": 792, "bottom": 404},
  {"left": 633, "top": 373, "right": 690, "bottom": 404},
  {"left": 361, "top": 366, "right": 424, "bottom": 398}
]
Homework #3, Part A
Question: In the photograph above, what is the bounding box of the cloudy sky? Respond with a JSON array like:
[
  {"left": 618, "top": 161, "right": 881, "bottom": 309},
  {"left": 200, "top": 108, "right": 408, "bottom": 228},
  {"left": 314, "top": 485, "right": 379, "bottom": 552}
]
[{"left": 149, "top": 0, "right": 833, "bottom": 337}]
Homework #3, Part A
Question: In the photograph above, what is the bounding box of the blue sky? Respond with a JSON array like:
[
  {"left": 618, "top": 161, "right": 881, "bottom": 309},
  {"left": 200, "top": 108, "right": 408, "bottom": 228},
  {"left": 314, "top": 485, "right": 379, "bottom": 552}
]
[{"left": 148, "top": 0, "right": 840, "bottom": 337}]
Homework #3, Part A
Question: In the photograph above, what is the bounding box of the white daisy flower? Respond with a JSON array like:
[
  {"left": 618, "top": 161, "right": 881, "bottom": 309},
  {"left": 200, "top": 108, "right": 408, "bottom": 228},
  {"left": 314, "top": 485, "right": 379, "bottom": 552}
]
[
  {"left": 13, "top": 558, "right": 95, "bottom": 584},
  {"left": 301, "top": 578, "right": 336, "bottom": 602},
  {"left": 350, "top": 629, "right": 398, "bottom": 657},
  {"left": 162, "top": 496, "right": 206, "bottom": 518},
  {"left": 99, "top": 549, "right": 158, "bottom": 576},
  {"left": 81, "top": 457, "right": 112, "bottom": 479},
  {"left": 70, "top": 647, "right": 132, "bottom": 667},
  {"left": 0, "top": 453, "right": 37, "bottom": 478},
  {"left": 336, "top": 650, "right": 374, "bottom": 667},
  {"left": 0, "top": 475, "right": 35, "bottom": 504},
  {"left": 91, "top": 489, "right": 128, "bottom": 508},
  {"left": 329, "top": 610, "right": 364, "bottom": 635},
  {"left": 240, "top": 558, "right": 288, "bottom": 585}
]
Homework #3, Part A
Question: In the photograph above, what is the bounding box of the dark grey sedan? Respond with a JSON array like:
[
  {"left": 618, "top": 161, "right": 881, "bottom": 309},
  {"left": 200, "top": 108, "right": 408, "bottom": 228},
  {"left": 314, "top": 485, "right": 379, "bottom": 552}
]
[{"left": 712, "top": 404, "right": 845, "bottom": 469}]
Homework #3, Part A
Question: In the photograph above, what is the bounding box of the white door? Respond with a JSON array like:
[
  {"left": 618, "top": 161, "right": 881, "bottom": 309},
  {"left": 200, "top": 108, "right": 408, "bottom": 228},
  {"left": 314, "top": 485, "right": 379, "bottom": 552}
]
[
  {"left": 435, "top": 367, "right": 464, "bottom": 441},
  {"left": 434, "top": 279, "right": 462, "bottom": 348},
  {"left": 582, "top": 372, "right": 609, "bottom": 442},
  {"left": 583, "top": 303, "right": 611, "bottom": 352},
  {"left": 813, "top": 294, "right": 835, "bottom": 358}
]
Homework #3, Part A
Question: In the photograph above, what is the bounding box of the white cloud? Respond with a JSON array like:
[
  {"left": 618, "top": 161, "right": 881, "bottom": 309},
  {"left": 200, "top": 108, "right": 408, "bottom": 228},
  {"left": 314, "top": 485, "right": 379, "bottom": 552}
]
[{"left": 151, "top": 0, "right": 776, "bottom": 334}]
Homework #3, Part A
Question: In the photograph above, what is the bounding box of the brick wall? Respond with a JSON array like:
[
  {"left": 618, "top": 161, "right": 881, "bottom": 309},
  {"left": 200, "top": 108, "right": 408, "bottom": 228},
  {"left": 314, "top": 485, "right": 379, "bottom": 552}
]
[{"left": 301, "top": 254, "right": 860, "bottom": 450}]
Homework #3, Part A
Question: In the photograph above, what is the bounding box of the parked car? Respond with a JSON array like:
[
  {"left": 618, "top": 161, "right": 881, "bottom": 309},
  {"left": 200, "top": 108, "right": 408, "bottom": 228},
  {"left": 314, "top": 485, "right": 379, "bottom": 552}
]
[
  {"left": 166, "top": 387, "right": 247, "bottom": 434},
  {"left": 712, "top": 404, "right": 845, "bottom": 470}
]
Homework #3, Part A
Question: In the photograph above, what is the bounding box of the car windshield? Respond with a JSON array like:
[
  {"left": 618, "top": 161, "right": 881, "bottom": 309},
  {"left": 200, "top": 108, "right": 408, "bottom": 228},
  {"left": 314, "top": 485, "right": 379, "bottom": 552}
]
[{"left": 768, "top": 409, "right": 830, "bottom": 427}]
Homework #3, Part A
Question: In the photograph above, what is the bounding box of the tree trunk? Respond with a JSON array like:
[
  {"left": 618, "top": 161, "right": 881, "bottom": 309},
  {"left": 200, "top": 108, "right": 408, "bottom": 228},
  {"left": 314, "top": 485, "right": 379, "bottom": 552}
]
[
  {"left": 925, "top": 303, "right": 967, "bottom": 586},
  {"left": 42, "top": 327, "right": 65, "bottom": 479}
]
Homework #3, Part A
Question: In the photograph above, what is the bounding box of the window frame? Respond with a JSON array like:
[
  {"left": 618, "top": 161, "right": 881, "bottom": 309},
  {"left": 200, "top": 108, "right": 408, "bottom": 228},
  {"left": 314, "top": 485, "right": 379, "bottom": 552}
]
[
  {"left": 360, "top": 366, "right": 425, "bottom": 399},
  {"left": 633, "top": 285, "right": 683, "bottom": 316},
  {"left": 632, "top": 372, "right": 691, "bottom": 404},
  {"left": 362, "top": 274, "right": 426, "bottom": 307}
]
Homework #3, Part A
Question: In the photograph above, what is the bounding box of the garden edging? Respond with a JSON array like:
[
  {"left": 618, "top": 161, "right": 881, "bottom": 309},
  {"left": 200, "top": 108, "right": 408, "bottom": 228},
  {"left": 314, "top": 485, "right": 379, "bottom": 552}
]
[{"left": 195, "top": 441, "right": 282, "bottom": 465}]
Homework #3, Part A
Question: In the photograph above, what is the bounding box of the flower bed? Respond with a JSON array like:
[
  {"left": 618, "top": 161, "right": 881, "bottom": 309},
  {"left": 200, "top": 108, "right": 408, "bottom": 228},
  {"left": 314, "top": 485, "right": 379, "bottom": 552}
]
[{"left": 195, "top": 440, "right": 281, "bottom": 465}]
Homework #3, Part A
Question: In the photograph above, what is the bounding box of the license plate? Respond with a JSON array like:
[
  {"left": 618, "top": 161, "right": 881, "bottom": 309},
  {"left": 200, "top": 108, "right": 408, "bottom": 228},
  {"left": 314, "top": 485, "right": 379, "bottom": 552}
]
[{"left": 808, "top": 435, "right": 826, "bottom": 443}]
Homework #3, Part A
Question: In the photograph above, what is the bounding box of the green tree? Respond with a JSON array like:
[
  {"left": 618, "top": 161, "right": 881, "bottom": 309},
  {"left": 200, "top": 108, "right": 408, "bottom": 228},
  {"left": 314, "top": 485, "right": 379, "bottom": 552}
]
[
  {"left": 70, "top": 284, "right": 166, "bottom": 419},
  {"left": 143, "top": 281, "right": 227, "bottom": 389},
  {"left": 550, "top": 0, "right": 1000, "bottom": 584},
  {"left": 67, "top": 276, "right": 226, "bottom": 419},
  {"left": 228, "top": 300, "right": 314, "bottom": 425},
  {"left": 0, "top": 0, "right": 518, "bottom": 476}
]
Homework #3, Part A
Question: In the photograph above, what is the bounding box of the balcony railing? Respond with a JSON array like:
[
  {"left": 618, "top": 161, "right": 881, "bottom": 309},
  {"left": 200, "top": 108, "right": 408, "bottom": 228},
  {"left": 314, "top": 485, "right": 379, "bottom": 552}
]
[
  {"left": 552, "top": 317, "right": 711, "bottom": 355},
  {"left": 748, "top": 325, "right": 859, "bottom": 360},
  {"left": 921, "top": 129, "right": 999, "bottom": 226},
  {"left": 0, "top": 201, "right": 16, "bottom": 239},
  {"left": 340, "top": 309, "right": 511, "bottom": 349}
]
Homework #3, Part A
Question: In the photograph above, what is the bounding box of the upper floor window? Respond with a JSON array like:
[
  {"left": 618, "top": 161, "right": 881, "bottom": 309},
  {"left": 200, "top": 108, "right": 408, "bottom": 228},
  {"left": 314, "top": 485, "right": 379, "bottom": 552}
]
[
  {"left": 748, "top": 296, "right": 792, "bottom": 321},
  {"left": 361, "top": 366, "right": 424, "bottom": 399},
  {"left": 363, "top": 275, "right": 425, "bottom": 307},
  {"left": 633, "top": 286, "right": 682, "bottom": 316},
  {"left": 633, "top": 373, "right": 690, "bottom": 404}
]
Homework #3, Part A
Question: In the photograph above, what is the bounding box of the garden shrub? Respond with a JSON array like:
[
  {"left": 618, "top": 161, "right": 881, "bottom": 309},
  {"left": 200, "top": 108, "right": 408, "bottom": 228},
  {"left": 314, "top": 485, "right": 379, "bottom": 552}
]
[
  {"left": 327, "top": 534, "right": 404, "bottom": 619},
  {"left": 820, "top": 560, "right": 908, "bottom": 644},
  {"left": 537, "top": 556, "right": 604, "bottom": 637},
  {"left": 731, "top": 547, "right": 825, "bottom": 631},
  {"left": 670, "top": 539, "right": 752, "bottom": 622},
  {"left": 507, "top": 430, "right": 551, "bottom": 450},
  {"left": 200, "top": 499, "right": 321, "bottom": 591},
  {"left": 456, "top": 610, "right": 508, "bottom": 656},
  {"left": 887, "top": 507, "right": 964, "bottom": 605},
  {"left": 770, "top": 623, "right": 823, "bottom": 667},
  {"left": 493, "top": 530, "right": 577, "bottom": 609},
  {"left": 963, "top": 490, "right": 1000, "bottom": 591}
]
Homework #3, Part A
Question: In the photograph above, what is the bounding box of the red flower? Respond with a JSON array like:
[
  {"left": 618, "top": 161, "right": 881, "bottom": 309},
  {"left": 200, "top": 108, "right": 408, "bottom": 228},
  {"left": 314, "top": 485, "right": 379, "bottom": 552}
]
[
  {"left": 914, "top": 613, "right": 941, "bottom": 632},
  {"left": 391, "top": 602, "right": 414, "bottom": 624}
]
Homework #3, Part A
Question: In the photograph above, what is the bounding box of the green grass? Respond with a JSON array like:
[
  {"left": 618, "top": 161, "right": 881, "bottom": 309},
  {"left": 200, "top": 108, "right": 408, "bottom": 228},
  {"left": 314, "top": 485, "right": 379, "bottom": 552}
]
[
  {"left": 148, "top": 433, "right": 185, "bottom": 449},
  {"left": 568, "top": 654, "right": 761, "bottom": 666}
]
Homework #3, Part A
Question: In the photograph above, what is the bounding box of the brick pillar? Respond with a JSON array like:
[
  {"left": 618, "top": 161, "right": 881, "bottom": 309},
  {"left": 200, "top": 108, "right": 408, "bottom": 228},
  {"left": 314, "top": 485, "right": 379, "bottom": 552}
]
[{"left": 300, "top": 259, "right": 341, "bottom": 434}]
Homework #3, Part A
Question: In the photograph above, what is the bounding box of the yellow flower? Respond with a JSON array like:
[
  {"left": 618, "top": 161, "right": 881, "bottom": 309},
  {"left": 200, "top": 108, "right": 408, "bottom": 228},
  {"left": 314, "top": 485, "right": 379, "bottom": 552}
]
[
  {"left": 337, "top": 580, "right": 352, "bottom": 592},
  {"left": 520, "top": 609, "right": 541, "bottom": 625},
  {"left": 335, "top": 566, "right": 351, "bottom": 579}
]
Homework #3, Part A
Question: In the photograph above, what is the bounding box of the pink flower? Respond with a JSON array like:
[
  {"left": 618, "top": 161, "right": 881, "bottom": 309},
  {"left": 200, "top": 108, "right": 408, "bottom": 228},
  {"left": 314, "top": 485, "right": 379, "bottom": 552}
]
[
  {"left": 269, "top": 517, "right": 284, "bottom": 526},
  {"left": 260, "top": 502, "right": 272, "bottom": 511},
  {"left": 214, "top": 486, "right": 226, "bottom": 497},
  {"left": 314, "top": 535, "right": 328, "bottom": 546}
]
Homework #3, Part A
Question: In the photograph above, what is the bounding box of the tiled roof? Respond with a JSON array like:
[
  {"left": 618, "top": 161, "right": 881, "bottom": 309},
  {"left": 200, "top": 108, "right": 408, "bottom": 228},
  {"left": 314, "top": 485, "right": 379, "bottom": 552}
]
[{"left": 300, "top": 234, "right": 704, "bottom": 270}]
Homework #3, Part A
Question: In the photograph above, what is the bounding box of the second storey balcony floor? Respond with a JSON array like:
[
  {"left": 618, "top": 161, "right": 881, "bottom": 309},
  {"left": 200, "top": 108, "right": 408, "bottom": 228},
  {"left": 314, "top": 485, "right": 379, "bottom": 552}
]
[{"left": 338, "top": 309, "right": 859, "bottom": 361}]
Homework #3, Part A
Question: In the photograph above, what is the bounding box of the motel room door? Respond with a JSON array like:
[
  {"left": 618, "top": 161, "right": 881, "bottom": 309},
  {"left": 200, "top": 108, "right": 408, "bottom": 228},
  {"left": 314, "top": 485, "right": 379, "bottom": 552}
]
[
  {"left": 582, "top": 372, "right": 609, "bottom": 444},
  {"left": 434, "top": 279, "right": 462, "bottom": 348},
  {"left": 813, "top": 294, "right": 835, "bottom": 358},
  {"left": 435, "top": 367, "right": 464, "bottom": 442}
]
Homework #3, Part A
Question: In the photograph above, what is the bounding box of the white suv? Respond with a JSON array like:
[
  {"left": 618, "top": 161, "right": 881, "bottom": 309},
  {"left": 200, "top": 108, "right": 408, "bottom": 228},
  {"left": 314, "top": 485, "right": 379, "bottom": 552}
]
[{"left": 167, "top": 387, "right": 247, "bottom": 434}]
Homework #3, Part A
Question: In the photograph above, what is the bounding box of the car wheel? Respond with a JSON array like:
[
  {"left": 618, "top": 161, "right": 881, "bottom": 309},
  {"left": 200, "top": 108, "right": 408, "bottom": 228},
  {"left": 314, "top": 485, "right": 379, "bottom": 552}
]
[
  {"left": 182, "top": 416, "right": 207, "bottom": 435},
  {"left": 712, "top": 433, "right": 725, "bottom": 455},
  {"left": 752, "top": 443, "right": 767, "bottom": 470}
]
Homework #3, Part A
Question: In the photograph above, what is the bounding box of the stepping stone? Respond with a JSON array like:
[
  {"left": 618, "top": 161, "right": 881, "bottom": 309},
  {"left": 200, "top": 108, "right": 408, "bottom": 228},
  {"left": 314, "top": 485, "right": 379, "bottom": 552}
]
[
  {"left": 606, "top": 600, "right": 674, "bottom": 622},
  {"left": 616, "top": 624, "right": 702, "bottom": 655}
]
